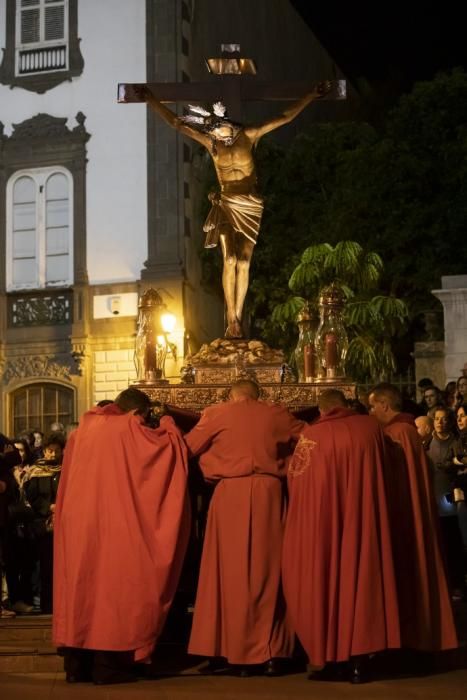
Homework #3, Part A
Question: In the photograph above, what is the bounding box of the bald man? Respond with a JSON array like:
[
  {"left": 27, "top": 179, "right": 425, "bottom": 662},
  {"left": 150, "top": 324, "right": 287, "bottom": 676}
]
[
  {"left": 184, "top": 380, "right": 304, "bottom": 675},
  {"left": 369, "top": 383, "right": 457, "bottom": 652},
  {"left": 415, "top": 415, "right": 434, "bottom": 450}
]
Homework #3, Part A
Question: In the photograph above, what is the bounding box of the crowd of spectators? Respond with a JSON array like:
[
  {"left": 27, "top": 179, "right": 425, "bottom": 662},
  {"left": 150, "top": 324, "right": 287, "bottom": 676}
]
[
  {"left": 398, "top": 375, "right": 467, "bottom": 600},
  {"left": 0, "top": 423, "right": 69, "bottom": 618}
]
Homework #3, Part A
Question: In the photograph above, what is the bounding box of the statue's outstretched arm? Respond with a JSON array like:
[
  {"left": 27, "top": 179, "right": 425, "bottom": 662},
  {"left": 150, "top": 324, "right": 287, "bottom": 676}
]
[
  {"left": 247, "top": 81, "right": 331, "bottom": 142},
  {"left": 137, "top": 86, "right": 211, "bottom": 147}
]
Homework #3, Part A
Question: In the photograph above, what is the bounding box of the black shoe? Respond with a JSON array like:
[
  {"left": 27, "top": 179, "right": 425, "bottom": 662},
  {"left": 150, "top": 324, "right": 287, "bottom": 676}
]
[
  {"left": 264, "top": 658, "right": 283, "bottom": 677},
  {"left": 348, "top": 657, "right": 369, "bottom": 684}
]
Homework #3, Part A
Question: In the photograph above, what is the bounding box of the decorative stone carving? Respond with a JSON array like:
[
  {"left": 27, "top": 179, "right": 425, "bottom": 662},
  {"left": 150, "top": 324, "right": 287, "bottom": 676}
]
[
  {"left": 71, "top": 342, "right": 87, "bottom": 376},
  {"left": 10, "top": 114, "right": 71, "bottom": 140},
  {"left": 2, "top": 355, "right": 73, "bottom": 384}
]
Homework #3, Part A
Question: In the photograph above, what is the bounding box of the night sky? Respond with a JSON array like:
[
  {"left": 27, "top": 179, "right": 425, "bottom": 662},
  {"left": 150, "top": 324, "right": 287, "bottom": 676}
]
[{"left": 291, "top": 2, "right": 466, "bottom": 95}]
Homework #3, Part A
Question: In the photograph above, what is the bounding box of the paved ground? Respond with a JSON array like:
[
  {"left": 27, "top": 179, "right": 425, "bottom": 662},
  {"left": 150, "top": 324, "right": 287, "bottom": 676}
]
[
  {"left": 2, "top": 667, "right": 467, "bottom": 700},
  {"left": 1, "top": 600, "right": 466, "bottom": 698}
]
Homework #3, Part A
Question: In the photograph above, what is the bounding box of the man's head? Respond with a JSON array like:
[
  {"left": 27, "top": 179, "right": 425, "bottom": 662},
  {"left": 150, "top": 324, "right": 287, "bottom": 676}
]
[
  {"left": 43, "top": 433, "right": 66, "bottom": 465},
  {"left": 229, "top": 379, "right": 260, "bottom": 402},
  {"left": 415, "top": 415, "right": 434, "bottom": 439},
  {"left": 318, "top": 389, "right": 347, "bottom": 414},
  {"left": 433, "top": 407, "right": 451, "bottom": 436},
  {"left": 423, "top": 386, "right": 441, "bottom": 409},
  {"left": 418, "top": 377, "right": 434, "bottom": 392},
  {"left": 369, "top": 383, "right": 402, "bottom": 425},
  {"left": 114, "top": 387, "right": 152, "bottom": 415}
]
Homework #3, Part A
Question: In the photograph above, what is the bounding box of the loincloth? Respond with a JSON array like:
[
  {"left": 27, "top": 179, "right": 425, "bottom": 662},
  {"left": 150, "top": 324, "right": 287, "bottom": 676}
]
[{"left": 203, "top": 191, "right": 264, "bottom": 248}]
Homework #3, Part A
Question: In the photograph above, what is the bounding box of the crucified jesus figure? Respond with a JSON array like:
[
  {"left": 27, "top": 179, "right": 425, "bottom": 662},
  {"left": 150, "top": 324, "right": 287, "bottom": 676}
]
[{"left": 139, "top": 82, "right": 330, "bottom": 339}]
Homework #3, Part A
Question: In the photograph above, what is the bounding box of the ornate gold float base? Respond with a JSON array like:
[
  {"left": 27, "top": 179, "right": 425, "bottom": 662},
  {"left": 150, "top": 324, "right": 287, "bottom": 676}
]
[
  {"left": 136, "top": 380, "right": 355, "bottom": 413},
  {"left": 133, "top": 338, "right": 356, "bottom": 412}
]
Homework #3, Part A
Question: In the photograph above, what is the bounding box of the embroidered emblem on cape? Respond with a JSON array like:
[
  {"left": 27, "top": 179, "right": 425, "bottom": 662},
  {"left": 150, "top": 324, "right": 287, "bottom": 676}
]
[{"left": 289, "top": 435, "right": 317, "bottom": 477}]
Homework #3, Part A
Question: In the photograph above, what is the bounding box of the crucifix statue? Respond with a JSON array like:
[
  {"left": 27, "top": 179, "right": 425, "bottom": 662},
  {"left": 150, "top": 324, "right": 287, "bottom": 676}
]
[{"left": 118, "top": 45, "right": 346, "bottom": 339}]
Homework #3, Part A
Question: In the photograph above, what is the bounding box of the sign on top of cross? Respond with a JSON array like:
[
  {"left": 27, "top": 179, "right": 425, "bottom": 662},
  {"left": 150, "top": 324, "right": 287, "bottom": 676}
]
[{"left": 118, "top": 44, "right": 346, "bottom": 122}]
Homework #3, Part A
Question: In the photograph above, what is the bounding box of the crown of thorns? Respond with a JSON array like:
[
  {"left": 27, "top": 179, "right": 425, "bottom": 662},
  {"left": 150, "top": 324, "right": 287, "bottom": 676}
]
[{"left": 180, "top": 102, "right": 240, "bottom": 131}]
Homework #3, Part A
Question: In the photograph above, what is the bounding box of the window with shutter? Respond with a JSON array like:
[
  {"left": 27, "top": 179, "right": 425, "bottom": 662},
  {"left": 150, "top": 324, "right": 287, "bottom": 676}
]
[
  {"left": 16, "top": 0, "right": 68, "bottom": 75},
  {"left": 0, "top": 0, "right": 83, "bottom": 91},
  {"left": 7, "top": 167, "right": 74, "bottom": 291}
]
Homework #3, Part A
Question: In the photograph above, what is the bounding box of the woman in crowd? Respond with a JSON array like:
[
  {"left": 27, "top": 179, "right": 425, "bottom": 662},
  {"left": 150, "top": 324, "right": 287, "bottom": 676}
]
[
  {"left": 4, "top": 438, "right": 36, "bottom": 614},
  {"left": 444, "top": 381, "right": 458, "bottom": 409},
  {"left": 24, "top": 433, "right": 64, "bottom": 614},
  {"left": 455, "top": 376, "right": 467, "bottom": 409}
]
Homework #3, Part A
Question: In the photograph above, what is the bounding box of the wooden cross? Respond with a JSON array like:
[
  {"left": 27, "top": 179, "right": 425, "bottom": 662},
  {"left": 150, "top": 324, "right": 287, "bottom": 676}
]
[{"left": 117, "top": 45, "right": 346, "bottom": 122}]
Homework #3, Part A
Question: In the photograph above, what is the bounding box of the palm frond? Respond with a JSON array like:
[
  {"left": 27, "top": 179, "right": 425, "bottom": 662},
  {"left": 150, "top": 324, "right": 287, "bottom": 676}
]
[
  {"left": 301, "top": 242, "right": 333, "bottom": 265},
  {"left": 271, "top": 296, "right": 305, "bottom": 327},
  {"left": 345, "top": 300, "right": 378, "bottom": 328},
  {"left": 288, "top": 262, "right": 320, "bottom": 294}
]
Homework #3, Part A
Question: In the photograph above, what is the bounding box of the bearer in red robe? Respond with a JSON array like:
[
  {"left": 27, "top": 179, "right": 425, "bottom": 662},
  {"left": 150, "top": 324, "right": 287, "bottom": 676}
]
[
  {"left": 282, "top": 389, "right": 401, "bottom": 683},
  {"left": 53, "top": 388, "right": 190, "bottom": 685},
  {"left": 369, "top": 383, "right": 458, "bottom": 652},
  {"left": 184, "top": 379, "right": 304, "bottom": 676}
]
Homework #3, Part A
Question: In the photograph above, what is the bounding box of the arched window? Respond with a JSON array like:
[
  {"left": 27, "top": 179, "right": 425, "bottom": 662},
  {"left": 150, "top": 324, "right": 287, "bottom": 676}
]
[
  {"left": 11, "top": 382, "right": 74, "bottom": 436},
  {"left": 6, "top": 167, "right": 73, "bottom": 291}
]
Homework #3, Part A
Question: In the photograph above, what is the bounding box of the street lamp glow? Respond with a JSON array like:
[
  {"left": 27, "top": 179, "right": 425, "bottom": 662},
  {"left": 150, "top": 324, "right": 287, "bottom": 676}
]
[{"left": 161, "top": 313, "right": 176, "bottom": 334}]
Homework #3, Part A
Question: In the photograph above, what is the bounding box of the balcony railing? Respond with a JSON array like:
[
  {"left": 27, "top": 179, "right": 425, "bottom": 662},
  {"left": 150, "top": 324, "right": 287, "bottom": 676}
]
[
  {"left": 17, "top": 45, "right": 67, "bottom": 75},
  {"left": 8, "top": 290, "right": 73, "bottom": 327}
]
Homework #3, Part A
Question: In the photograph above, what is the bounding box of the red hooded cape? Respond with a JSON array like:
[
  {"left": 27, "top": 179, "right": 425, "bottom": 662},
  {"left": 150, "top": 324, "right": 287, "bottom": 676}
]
[
  {"left": 383, "top": 413, "right": 457, "bottom": 651},
  {"left": 53, "top": 405, "right": 190, "bottom": 662},
  {"left": 282, "top": 408, "right": 400, "bottom": 667}
]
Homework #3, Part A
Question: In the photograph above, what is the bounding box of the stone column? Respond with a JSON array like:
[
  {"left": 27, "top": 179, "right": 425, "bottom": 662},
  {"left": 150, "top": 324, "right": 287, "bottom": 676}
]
[{"left": 432, "top": 275, "right": 467, "bottom": 382}]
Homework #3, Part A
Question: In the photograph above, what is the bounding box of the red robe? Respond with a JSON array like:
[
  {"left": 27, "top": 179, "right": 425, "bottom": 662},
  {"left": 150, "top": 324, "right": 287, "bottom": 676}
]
[
  {"left": 185, "top": 398, "right": 304, "bottom": 664},
  {"left": 53, "top": 405, "right": 190, "bottom": 662},
  {"left": 282, "top": 408, "right": 400, "bottom": 667},
  {"left": 383, "top": 413, "right": 458, "bottom": 650}
]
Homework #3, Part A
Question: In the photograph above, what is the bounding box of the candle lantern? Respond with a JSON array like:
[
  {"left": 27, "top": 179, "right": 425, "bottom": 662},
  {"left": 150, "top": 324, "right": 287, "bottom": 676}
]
[
  {"left": 294, "top": 302, "right": 319, "bottom": 382},
  {"left": 134, "top": 288, "right": 169, "bottom": 384},
  {"left": 315, "top": 284, "right": 348, "bottom": 381}
]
